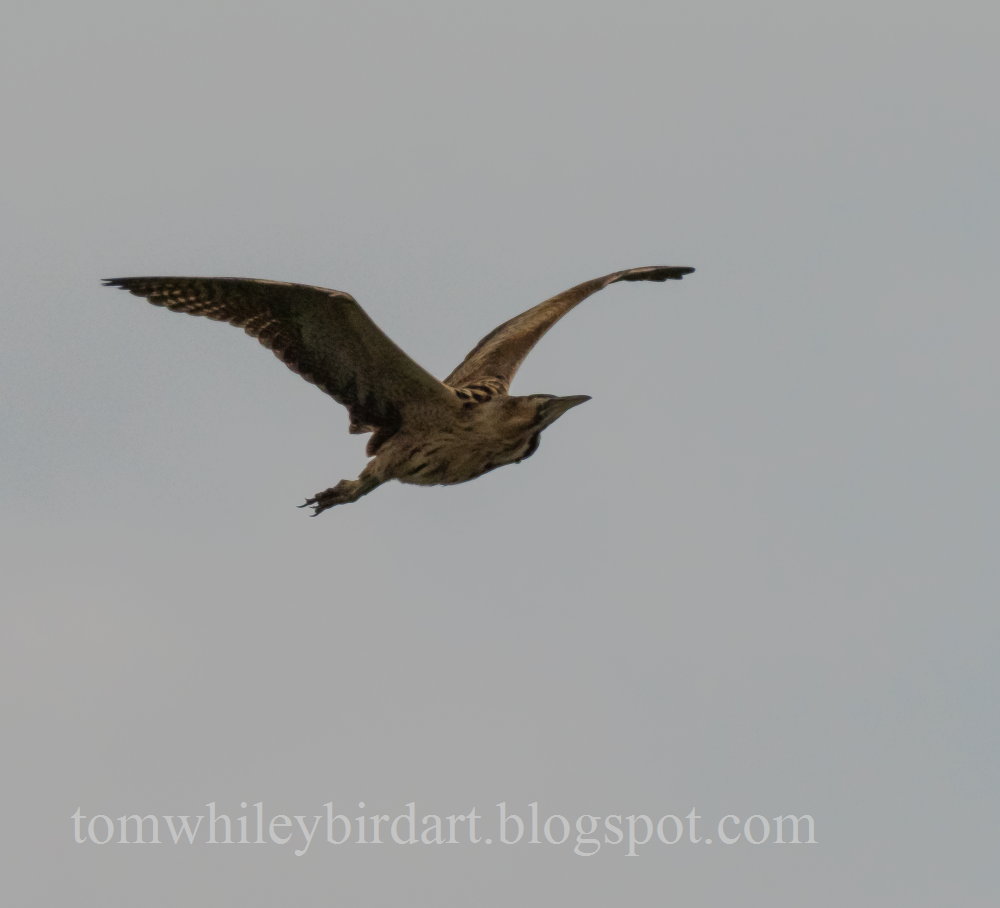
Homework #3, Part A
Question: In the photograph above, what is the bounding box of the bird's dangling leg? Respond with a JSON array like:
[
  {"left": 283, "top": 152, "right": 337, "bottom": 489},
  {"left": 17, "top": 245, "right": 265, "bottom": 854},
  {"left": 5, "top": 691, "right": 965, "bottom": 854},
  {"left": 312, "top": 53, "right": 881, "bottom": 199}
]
[{"left": 299, "top": 473, "right": 382, "bottom": 516}]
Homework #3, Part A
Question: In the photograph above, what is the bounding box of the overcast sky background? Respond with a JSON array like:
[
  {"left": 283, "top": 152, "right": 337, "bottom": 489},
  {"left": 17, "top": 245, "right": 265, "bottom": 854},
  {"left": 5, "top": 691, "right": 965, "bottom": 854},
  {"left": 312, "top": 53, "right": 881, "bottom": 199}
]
[{"left": 3, "top": 1, "right": 997, "bottom": 904}]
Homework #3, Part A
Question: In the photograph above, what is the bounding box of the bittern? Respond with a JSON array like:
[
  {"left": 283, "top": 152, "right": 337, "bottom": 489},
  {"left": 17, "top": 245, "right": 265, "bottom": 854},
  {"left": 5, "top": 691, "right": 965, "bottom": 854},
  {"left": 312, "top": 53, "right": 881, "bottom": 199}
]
[{"left": 105, "top": 265, "right": 694, "bottom": 514}]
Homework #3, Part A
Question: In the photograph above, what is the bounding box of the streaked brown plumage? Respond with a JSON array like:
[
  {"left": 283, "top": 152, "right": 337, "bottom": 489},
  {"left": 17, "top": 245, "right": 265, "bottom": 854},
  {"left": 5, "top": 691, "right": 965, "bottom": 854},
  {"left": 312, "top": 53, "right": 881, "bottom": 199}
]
[{"left": 104, "top": 265, "right": 694, "bottom": 514}]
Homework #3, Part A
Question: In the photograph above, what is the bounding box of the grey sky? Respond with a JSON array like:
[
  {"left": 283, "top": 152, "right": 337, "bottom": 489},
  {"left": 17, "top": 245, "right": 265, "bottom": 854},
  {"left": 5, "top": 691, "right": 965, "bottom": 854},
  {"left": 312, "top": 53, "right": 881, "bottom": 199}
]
[{"left": 4, "top": 1, "right": 998, "bottom": 904}]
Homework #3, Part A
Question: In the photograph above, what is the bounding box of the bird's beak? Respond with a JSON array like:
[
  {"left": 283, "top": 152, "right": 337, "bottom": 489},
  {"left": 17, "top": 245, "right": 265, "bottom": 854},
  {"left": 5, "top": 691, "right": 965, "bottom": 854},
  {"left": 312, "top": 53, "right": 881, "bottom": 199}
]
[{"left": 543, "top": 394, "right": 592, "bottom": 425}]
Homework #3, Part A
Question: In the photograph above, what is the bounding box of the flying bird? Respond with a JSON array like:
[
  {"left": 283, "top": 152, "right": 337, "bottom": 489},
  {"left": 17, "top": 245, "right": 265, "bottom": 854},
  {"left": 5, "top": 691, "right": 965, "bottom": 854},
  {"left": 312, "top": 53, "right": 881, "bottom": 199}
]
[{"left": 105, "top": 266, "right": 694, "bottom": 514}]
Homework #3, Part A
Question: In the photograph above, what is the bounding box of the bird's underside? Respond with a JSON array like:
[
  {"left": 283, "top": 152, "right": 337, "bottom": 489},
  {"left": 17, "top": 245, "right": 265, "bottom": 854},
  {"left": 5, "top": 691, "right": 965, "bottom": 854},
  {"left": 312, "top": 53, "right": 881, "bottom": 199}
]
[{"left": 105, "top": 265, "right": 694, "bottom": 514}]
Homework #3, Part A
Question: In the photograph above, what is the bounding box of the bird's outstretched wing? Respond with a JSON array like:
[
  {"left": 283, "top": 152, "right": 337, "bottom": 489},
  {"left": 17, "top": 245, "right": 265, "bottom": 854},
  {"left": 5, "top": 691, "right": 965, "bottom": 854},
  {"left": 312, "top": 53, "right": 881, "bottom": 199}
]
[
  {"left": 104, "top": 277, "right": 457, "bottom": 438},
  {"left": 444, "top": 266, "right": 694, "bottom": 393}
]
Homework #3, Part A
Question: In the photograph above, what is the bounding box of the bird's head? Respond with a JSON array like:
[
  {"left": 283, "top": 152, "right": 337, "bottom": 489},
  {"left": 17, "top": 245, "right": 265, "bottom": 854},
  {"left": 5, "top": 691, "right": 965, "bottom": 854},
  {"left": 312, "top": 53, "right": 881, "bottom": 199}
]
[
  {"left": 498, "top": 393, "right": 591, "bottom": 464},
  {"left": 528, "top": 393, "right": 592, "bottom": 429}
]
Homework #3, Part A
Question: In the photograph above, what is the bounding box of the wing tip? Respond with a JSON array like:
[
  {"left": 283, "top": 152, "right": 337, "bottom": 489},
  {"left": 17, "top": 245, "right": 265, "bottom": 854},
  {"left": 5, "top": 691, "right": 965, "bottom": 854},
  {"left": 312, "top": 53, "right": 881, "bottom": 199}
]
[{"left": 618, "top": 266, "right": 695, "bottom": 283}]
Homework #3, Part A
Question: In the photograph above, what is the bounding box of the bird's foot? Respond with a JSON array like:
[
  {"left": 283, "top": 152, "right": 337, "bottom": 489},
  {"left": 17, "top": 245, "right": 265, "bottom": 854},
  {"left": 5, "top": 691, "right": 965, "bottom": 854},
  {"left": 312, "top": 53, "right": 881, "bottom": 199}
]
[{"left": 298, "top": 479, "right": 364, "bottom": 516}]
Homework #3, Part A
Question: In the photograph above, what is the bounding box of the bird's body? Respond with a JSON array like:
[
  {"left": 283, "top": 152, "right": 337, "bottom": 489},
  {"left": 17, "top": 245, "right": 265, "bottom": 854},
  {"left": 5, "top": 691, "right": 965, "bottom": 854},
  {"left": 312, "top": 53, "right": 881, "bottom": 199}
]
[{"left": 105, "top": 265, "right": 694, "bottom": 514}]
